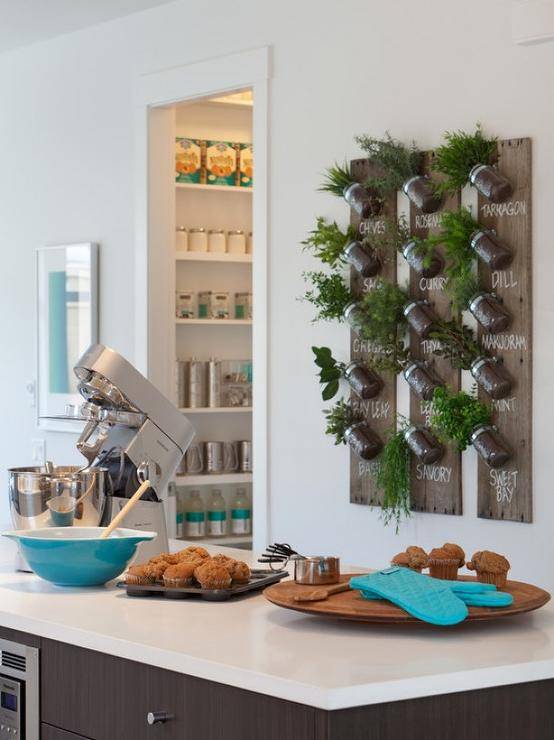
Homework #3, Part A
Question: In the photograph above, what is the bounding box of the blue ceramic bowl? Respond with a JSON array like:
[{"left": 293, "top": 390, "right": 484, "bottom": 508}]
[{"left": 2, "top": 527, "right": 156, "bottom": 586}]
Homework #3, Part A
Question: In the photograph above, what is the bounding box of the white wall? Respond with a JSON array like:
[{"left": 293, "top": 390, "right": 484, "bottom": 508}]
[{"left": 1, "top": 0, "right": 553, "bottom": 586}]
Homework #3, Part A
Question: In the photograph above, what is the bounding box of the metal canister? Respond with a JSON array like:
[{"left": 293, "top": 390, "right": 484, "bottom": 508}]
[
  {"left": 208, "top": 358, "right": 221, "bottom": 408},
  {"left": 238, "top": 441, "right": 253, "bottom": 472},
  {"left": 187, "top": 359, "right": 206, "bottom": 408},
  {"left": 205, "top": 442, "right": 224, "bottom": 474}
]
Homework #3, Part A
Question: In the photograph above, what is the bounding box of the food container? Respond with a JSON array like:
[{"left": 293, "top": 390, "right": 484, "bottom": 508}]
[
  {"left": 403, "top": 361, "right": 442, "bottom": 401},
  {"left": 175, "top": 226, "right": 188, "bottom": 251},
  {"left": 404, "top": 425, "right": 444, "bottom": 464},
  {"left": 188, "top": 227, "right": 208, "bottom": 252},
  {"left": 176, "top": 290, "right": 195, "bottom": 319},
  {"left": 294, "top": 556, "right": 340, "bottom": 585},
  {"left": 402, "top": 175, "right": 442, "bottom": 214},
  {"left": 470, "top": 230, "right": 512, "bottom": 270},
  {"left": 221, "top": 359, "right": 252, "bottom": 407},
  {"left": 207, "top": 359, "right": 221, "bottom": 407},
  {"left": 175, "top": 138, "right": 204, "bottom": 184},
  {"left": 469, "top": 164, "right": 513, "bottom": 203},
  {"left": 239, "top": 143, "right": 253, "bottom": 187},
  {"left": 402, "top": 240, "right": 443, "bottom": 278},
  {"left": 469, "top": 292, "right": 511, "bottom": 334},
  {"left": 343, "top": 183, "right": 381, "bottom": 218},
  {"left": 246, "top": 232, "right": 253, "bottom": 254},
  {"left": 184, "top": 443, "right": 204, "bottom": 474},
  {"left": 470, "top": 357, "right": 512, "bottom": 400},
  {"left": 187, "top": 359, "right": 206, "bottom": 408},
  {"left": 227, "top": 230, "right": 246, "bottom": 254},
  {"left": 343, "top": 301, "right": 364, "bottom": 330},
  {"left": 205, "top": 442, "right": 224, "bottom": 474},
  {"left": 198, "top": 291, "right": 229, "bottom": 319},
  {"left": 238, "top": 441, "right": 253, "bottom": 472},
  {"left": 344, "top": 361, "right": 382, "bottom": 399},
  {"left": 470, "top": 425, "right": 511, "bottom": 468},
  {"left": 344, "top": 240, "right": 381, "bottom": 278},
  {"left": 206, "top": 140, "right": 240, "bottom": 186},
  {"left": 208, "top": 229, "right": 226, "bottom": 253},
  {"left": 344, "top": 421, "right": 383, "bottom": 460},
  {"left": 235, "top": 292, "right": 253, "bottom": 320},
  {"left": 403, "top": 300, "right": 438, "bottom": 338}
]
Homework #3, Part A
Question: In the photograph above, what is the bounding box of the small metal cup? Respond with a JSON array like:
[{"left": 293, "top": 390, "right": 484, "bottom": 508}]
[{"left": 294, "top": 556, "right": 341, "bottom": 585}]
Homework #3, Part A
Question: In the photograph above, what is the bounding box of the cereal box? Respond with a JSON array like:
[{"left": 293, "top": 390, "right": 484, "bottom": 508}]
[
  {"left": 175, "top": 138, "right": 204, "bottom": 184},
  {"left": 206, "top": 141, "right": 239, "bottom": 186},
  {"left": 239, "top": 143, "right": 253, "bottom": 188}
]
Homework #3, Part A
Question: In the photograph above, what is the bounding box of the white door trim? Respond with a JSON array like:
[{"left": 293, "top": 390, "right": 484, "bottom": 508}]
[{"left": 134, "top": 47, "right": 271, "bottom": 548}]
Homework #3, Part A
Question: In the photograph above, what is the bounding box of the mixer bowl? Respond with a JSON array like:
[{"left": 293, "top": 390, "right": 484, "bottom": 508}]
[
  {"left": 9, "top": 466, "right": 108, "bottom": 530},
  {"left": 2, "top": 527, "right": 155, "bottom": 586}
]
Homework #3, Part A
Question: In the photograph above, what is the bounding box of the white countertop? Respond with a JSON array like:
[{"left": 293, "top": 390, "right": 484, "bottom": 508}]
[{"left": 0, "top": 538, "right": 553, "bottom": 710}]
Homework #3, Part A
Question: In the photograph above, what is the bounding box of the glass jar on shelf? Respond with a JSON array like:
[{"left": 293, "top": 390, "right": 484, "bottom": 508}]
[
  {"left": 176, "top": 226, "right": 188, "bottom": 251},
  {"left": 188, "top": 227, "right": 208, "bottom": 252},
  {"left": 208, "top": 229, "right": 226, "bottom": 253},
  {"left": 227, "top": 229, "right": 246, "bottom": 254}
]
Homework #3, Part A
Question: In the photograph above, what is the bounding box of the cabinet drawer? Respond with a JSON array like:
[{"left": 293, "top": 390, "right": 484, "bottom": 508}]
[{"left": 42, "top": 724, "right": 91, "bottom": 740}]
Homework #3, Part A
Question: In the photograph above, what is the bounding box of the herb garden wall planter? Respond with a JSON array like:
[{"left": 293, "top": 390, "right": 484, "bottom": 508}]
[
  {"left": 470, "top": 357, "right": 512, "bottom": 400},
  {"left": 470, "top": 425, "right": 511, "bottom": 469},
  {"left": 470, "top": 229, "right": 513, "bottom": 270},
  {"left": 402, "top": 175, "right": 442, "bottom": 214},
  {"left": 403, "top": 361, "right": 442, "bottom": 401},
  {"left": 403, "top": 300, "right": 439, "bottom": 339},
  {"left": 469, "top": 164, "right": 513, "bottom": 203},
  {"left": 345, "top": 421, "right": 383, "bottom": 460},
  {"left": 402, "top": 240, "right": 443, "bottom": 278},
  {"left": 404, "top": 425, "right": 444, "bottom": 465},
  {"left": 344, "top": 240, "right": 381, "bottom": 278},
  {"left": 344, "top": 361, "right": 382, "bottom": 399},
  {"left": 469, "top": 292, "right": 511, "bottom": 334},
  {"left": 343, "top": 183, "right": 382, "bottom": 218}
]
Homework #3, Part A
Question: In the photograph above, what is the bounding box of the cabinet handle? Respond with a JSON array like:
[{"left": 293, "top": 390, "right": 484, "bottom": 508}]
[{"left": 147, "top": 710, "right": 174, "bottom": 725}]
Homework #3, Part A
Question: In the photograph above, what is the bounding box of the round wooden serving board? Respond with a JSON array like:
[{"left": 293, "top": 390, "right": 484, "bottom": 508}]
[{"left": 264, "top": 574, "right": 551, "bottom": 624}]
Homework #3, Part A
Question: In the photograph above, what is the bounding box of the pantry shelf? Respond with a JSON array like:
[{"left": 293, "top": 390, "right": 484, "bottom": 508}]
[
  {"left": 176, "top": 183, "right": 253, "bottom": 194},
  {"left": 176, "top": 534, "right": 253, "bottom": 547},
  {"left": 174, "top": 473, "right": 253, "bottom": 486},
  {"left": 179, "top": 407, "right": 252, "bottom": 414},
  {"left": 176, "top": 318, "right": 252, "bottom": 326},
  {"left": 176, "top": 251, "right": 252, "bottom": 263}
]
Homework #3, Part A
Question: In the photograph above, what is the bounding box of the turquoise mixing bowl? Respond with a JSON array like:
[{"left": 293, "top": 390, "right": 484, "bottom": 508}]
[{"left": 2, "top": 527, "right": 156, "bottom": 586}]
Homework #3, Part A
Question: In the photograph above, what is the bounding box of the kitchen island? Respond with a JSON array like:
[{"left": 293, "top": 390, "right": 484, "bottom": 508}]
[{"left": 0, "top": 538, "right": 552, "bottom": 739}]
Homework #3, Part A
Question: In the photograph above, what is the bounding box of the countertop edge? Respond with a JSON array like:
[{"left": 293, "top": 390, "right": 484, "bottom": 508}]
[{"left": 1, "top": 609, "right": 552, "bottom": 710}]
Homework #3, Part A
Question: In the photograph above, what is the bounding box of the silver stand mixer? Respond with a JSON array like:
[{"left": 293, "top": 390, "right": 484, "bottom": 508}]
[{"left": 9, "top": 344, "right": 195, "bottom": 569}]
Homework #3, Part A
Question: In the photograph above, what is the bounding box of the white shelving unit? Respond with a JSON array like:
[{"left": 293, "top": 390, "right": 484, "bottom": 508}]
[
  {"left": 174, "top": 472, "right": 253, "bottom": 486},
  {"left": 176, "top": 318, "right": 252, "bottom": 326},
  {"left": 179, "top": 407, "right": 252, "bottom": 414},
  {"left": 176, "top": 182, "right": 252, "bottom": 194},
  {"left": 176, "top": 251, "right": 252, "bottom": 264}
]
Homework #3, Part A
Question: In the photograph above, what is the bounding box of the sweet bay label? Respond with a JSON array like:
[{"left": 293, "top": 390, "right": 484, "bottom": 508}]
[{"left": 490, "top": 468, "right": 518, "bottom": 504}]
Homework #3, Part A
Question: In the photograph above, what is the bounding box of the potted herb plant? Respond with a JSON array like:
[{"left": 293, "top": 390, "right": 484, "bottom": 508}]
[
  {"left": 302, "top": 271, "right": 354, "bottom": 322},
  {"left": 324, "top": 398, "right": 383, "bottom": 460},
  {"left": 302, "top": 217, "right": 357, "bottom": 268},
  {"left": 320, "top": 162, "right": 382, "bottom": 218},
  {"left": 354, "top": 133, "right": 442, "bottom": 213},
  {"left": 312, "top": 346, "right": 382, "bottom": 401},
  {"left": 366, "top": 214, "right": 443, "bottom": 277},
  {"left": 432, "top": 125, "right": 513, "bottom": 203},
  {"left": 430, "top": 387, "right": 511, "bottom": 468},
  {"left": 429, "top": 318, "right": 512, "bottom": 399}
]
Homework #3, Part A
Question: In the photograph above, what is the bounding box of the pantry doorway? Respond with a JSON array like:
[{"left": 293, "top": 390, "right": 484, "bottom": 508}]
[{"left": 134, "top": 47, "right": 270, "bottom": 550}]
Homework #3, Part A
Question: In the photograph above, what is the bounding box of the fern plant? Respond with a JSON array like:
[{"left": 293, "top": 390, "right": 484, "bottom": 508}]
[
  {"left": 376, "top": 418, "right": 411, "bottom": 531},
  {"left": 302, "top": 217, "right": 357, "bottom": 269},
  {"left": 302, "top": 271, "right": 354, "bottom": 322},
  {"left": 323, "top": 398, "right": 362, "bottom": 445},
  {"left": 430, "top": 386, "right": 492, "bottom": 452},
  {"left": 432, "top": 124, "right": 498, "bottom": 197},
  {"left": 354, "top": 133, "right": 423, "bottom": 195}
]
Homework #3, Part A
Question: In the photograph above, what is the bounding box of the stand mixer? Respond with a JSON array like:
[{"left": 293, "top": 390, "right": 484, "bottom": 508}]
[{"left": 9, "top": 344, "right": 195, "bottom": 568}]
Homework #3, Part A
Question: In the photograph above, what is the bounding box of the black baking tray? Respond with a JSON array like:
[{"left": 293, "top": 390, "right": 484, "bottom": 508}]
[{"left": 116, "top": 569, "right": 288, "bottom": 601}]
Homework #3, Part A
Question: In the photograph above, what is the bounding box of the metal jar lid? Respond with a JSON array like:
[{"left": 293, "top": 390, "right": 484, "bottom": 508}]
[
  {"left": 403, "top": 299, "right": 426, "bottom": 317},
  {"left": 470, "top": 356, "right": 490, "bottom": 375},
  {"left": 343, "top": 301, "right": 360, "bottom": 322},
  {"left": 208, "top": 228, "right": 225, "bottom": 234},
  {"left": 469, "top": 163, "right": 488, "bottom": 183},
  {"left": 402, "top": 240, "right": 418, "bottom": 259},
  {"left": 344, "top": 240, "right": 362, "bottom": 256},
  {"left": 176, "top": 226, "right": 187, "bottom": 232},
  {"left": 403, "top": 360, "right": 423, "bottom": 380},
  {"left": 343, "top": 182, "right": 358, "bottom": 199},
  {"left": 470, "top": 424, "right": 494, "bottom": 443},
  {"left": 469, "top": 229, "right": 486, "bottom": 249},
  {"left": 468, "top": 292, "right": 489, "bottom": 313},
  {"left": 189, "top": 227, "right": 206, "bottom": 233},
  {"left": 228, "top": 229, "right": 245, "bottom": 235},
  {"left": 403, "top": 424, "right": 420, "bottom": 441},
  {"left": 402, "top": 174, "right": 423, "bottom": 194},
  {"left": 344, "top": 421, "right": 365, "bottom": 437},
  {"left": 344, "top": 360, "right": 364, "bottom": 377}
]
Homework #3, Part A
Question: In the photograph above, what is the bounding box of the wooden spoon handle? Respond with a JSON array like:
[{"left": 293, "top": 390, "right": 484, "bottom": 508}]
[
  {"left": 293, "top": 581, "right": 351, "bottom": 602},
  {"left": 101, "top": 480, "right": 151, "bottom": 539}
]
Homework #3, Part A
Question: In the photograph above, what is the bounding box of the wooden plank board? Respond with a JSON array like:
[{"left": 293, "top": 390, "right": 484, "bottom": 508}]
[
  {"left": 476, "top": 138, "right": 532, "bottom": 523},
  {"left": 349, "top": 158, "right": 397, "bottom": 507},
  {"left": 407, "top": 153, "right": 462, "bottom": 516}
]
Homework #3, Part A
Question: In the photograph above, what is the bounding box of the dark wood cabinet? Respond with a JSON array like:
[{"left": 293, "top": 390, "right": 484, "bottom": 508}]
[{"left": 42, "top": 725, "right": 91, "bottom": 740}]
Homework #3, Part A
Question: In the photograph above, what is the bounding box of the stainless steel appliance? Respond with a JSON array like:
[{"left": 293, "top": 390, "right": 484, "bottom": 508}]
[{"left": 0, "top": 637, "right": 39, "bottom": 740}]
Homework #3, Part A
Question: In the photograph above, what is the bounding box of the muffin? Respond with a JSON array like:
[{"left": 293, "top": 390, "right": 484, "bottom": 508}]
[
  {"left": 195, "top": 562, "right": 232, "bottom": 590},
  {"left": 178, "top": 545, "right": 210, "bottom": 561},
  {"left": 442, "top": 543, "right": 465, "bottom": 568},
  {"left": 428, "top": 547, "right": 461, "bottom": 580},
  {"left": 144, "top": 561, "right": 170, "bottom": 582},
  {"left": 391, "top": 546, "right": 429, "bottom": 573},
  {"left": 211, "top": 553, "right": 235, "bottom": 568},
  {"left": 162, "top": 562, "right": 197, "bottom": 588},
  {"left": 466, "top": 551, "right": 511, "bottom": 589},
  {"left": 125, "top": 564, "right": 154, "bottom": 586},
  {"left": 149, "top": 552, "right": 180, "bottom": 566},
  {"left": 229, "top": 560, "right": 251, "bottom": 584}
]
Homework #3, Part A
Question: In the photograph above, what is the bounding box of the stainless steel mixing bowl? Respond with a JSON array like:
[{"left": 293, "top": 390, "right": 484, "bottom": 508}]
[{"left": 9, "top": 466, "right": 108, "bottom": 530}]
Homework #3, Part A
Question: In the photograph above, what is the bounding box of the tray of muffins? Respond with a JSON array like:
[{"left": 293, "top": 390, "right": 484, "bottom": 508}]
[{"left": 118, "top": 546, "right": 288, "bottom": 601}]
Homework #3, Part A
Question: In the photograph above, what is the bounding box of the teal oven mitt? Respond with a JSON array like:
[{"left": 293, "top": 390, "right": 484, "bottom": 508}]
[{"left": 349, "top": 567, "right": 468, "bottom": 626}]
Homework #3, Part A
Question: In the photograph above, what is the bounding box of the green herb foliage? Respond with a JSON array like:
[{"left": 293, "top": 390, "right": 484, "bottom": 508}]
[
  {"left": 302, "top": 271, "right": 354, "bottom": 322},
  {"left": 366, "top": 214, "right": 411, "bottom": 262},
  {"left": 428, "top": 319, "right": 481, "bottom": 370},
  {"left": 376, "top": 420, "right": 411, "bottom": 531},
  {"left": 312, "top": 346, "right": 345, "bottom": 401},
  {"left": 302, "top": 217, "right": 357, "bottom": 269},
  {"left": 354, "top": 133, "right": 422, "bottom": 195},
  {"left": 430, "top": 386, "right": 492, "bottom": 452},
  {"left": 433, "top": 124, "right": 498, "bottom": 197},
  {"left": 319, "top": 162, "right": 354, "bottom": 197},
  {"left": 357, "top": 279, "right": 408, "bottom": 345},
  {"left": 324, "top": 398, "right": 362, "bottom": 445}
]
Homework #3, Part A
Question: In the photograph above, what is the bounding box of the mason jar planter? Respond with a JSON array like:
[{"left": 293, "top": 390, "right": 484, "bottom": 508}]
[
  {"left": 469, "top": 292, "right": 511, "bottom": 334},
  {"left": 469, "top": 164, "right": 513, "bottom": 204},
  {"left": 470, "top": 229, "right": 513, "bottom": 270},
  {"left": 402, "top": 175, "right": 442, "bottom": 214},
  {"left": 404, "top": 425, "right": 444, "bottom": 465},
  {"left": 403, "top": 300, "right": 438, "bottom": 339},
  {"left": 343, "top": 301, "right": 365, "bottom": 330},
  {"left": 344, "top": 361, "right": 382, "bottom": 399},
  {"left": 403, "top": 361, "right": 442, "bottom": 401},
  {"left": 344, "top": 240, "right": 381, "bottom": 278},
  {"left": 343, "top": 183, "right": 382, "bottom": 219},
  {"left": 402, "top": 240, "right": 444, "bottom": 278},
  {"left": 470, "top": 425, "right": 511, "bottom": 468},
  {"left": 470, "top": 356, "right": 512, "bottom": 400},
  {"left": 344, "top": 421, "right": 383, "bottom": 460}
]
